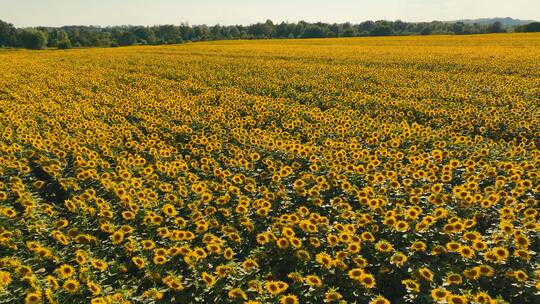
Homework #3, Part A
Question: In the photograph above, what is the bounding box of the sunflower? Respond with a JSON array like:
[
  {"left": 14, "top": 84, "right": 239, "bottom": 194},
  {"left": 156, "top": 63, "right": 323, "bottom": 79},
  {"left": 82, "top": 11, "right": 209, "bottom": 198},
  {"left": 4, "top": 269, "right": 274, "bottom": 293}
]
[
  {"left": 63, "top": 279, "right": 80, "bottom": 293},
  {"left": 457, "top": 245, "right": 474, "bottom": 258},
  {"left": 361, "top": 232, "right": 375, "bottom": 242},
  {"left": 352, "top": 256, "right": 368, "bottom": 268},
  {"left": 360, "top": 273, "right": 376, "bottom": 288},
  {"left": 390, "top": 252, "right": 408, "bottom": 267},
  {"left": 348, "top": 268, "right": 364, "bottom": 281},
  {"left": 514, "top": 235, "right": 530, "bottom": 248},
  {"left": 201, "top": 272, "right": 217, "bottom": 287},
  {"left": 153, "top": 254, "right": 168, "bottom": 265},
  {"left": 375, "top": 240, "right": 393, "bottom": 252},
  {"left": 228, "top": 288, "right": 247, "bottom": 300},
  {"left": 463, "top": 267, "right": 480, "bottom": 280},
  {"left": 265, "top": 281, "right": 289, "bottom": 295},
  {"left": 511, "top": 270, "right": 528, "bottom": 282},
  {"left": 279, "top": 294, "right": 299, "bottom": 304},
  {"left": 24, "top": 292, "right": 41, "bottom": 304},
  {"left": 132, "top": 256, "right": 145, "bottom": 269},
  {"left": 45, "top": 275, "right": 59, "bottom": 290},
  {"left": 215, "top": 265, "right": 232, "bottom": 278},
  {"left": 316, "top": 252, "right": 334, "bottom": 269},
  {"left": 492, "top": 246, "right": 509, "bottom": 261},
  {"left": 445, "top": 242, "right": 461, "bottom": 252},
  {"left": 282, "top": 227, "right": 295, "bottom": 238},
  {"left": 431, "top": 288, "right": 449, "bottom": 302},
  {"left": 0, "top": 271, "right": 12, "bottom": 289},
  {"left": 223, "top": 248, "right": 234, "bottom": 260},
  {"left": 447, "top": 294, "right": 468, "bottom": 304},
  {"left": 141, "top": 239, "right": 156, "bottom": 250},
  {"left": 325, "top": 290, "right": 343, "bottom": 302},
  {"left": 277, "top": 237, "right": 290, "bottom": 249},
  {"left": 410, "top": 241, "right": 427, "bottom": 252},
  {"left": 304, "top": 275, "right": 322, "bottom": 287},
  {"left": 193, "top": 247, "right": 208, "bottom": 259},
  {"left": 327, "top": 234, "right": 339, "bottom": 246},
  {"left": 56, "top": 264, "right": 75, "bottom": 279},
  {"left": 2, "top": 207, "right": 16, "bottom": 218},
  {"left": 163, "top": 275, "right": 184, "bottom": 291},
  {"left": 74, "top": 250, "right": 88, "bottom": 265},
  {"left": 256, "top": 233, "right": 270, "bottom": 244},
  {"left": 121, "top": 211, "right": 135, "bottom": 220},
  {"left": 91, "top": 297, "right": 109, "bottom": 304},
  {"left": 446, "top": 273, "right": 463, "bottom": 285},
  {"left": 290, "top": 237, "right": 302, "bottom": 249},
  {"left": 513, "top": 249, "right": 531, "bottom": 261},
  {"left": 44, "top": 288, "right": 56, "bottom": 304},
  {"left": 401, "top": 279, "right": 420, "bottom": 292},
  {"left": 472, "top": 240, "right": 487, "bottom": 251},
  {"left": 394, "top": 220, "right": 409, "bottom": 232},
  {"left": 369, "top": 295, "right": 390, "bottom": 304},
  {"left": 110, "top": 231, "right": 125, "bottom": 245},
  {"left": 241, "top": 258, "right": 258, "bottom": 270},
  {"left": 347, "top": 242, "right": 361, "bottom": 253},
  {"left": 161, "top": 203, "right": 177, "bottom": 217},
  {"left": 474, "top": 292, "right": 492, "bottom": 303},
  {"left": 91, "top": 259, "right": 108, "bottom": 271},
  {"left": 87, "top": 281, "right": 102, "bottom": 295},
  {"left": 247, "top": 279, "right": 263, "bottom": 292},
  {"left": 417, "top": 267, "right": 434, "bottom": 281}
]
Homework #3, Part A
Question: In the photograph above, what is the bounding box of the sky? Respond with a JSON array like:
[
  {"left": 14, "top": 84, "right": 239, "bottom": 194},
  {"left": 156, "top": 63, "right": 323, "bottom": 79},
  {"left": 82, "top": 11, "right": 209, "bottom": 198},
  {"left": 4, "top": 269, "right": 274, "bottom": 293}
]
[{"left": 1, "top": 0, "right": 539, "bottom": 27}]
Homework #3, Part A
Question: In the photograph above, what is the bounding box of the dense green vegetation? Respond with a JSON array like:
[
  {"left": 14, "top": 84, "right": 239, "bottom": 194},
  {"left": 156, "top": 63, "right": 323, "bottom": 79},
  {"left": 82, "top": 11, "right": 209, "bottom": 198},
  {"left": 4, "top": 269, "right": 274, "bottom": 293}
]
[{"left": 1, "top": 18, "right": 539, "bottom": 49}]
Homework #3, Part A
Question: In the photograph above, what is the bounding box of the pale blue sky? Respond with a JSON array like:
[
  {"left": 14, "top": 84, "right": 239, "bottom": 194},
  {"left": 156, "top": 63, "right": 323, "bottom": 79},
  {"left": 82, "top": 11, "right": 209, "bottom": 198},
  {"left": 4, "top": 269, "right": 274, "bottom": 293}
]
[{"left": 1, "top": 0, "right": 538, "bottom": 27}]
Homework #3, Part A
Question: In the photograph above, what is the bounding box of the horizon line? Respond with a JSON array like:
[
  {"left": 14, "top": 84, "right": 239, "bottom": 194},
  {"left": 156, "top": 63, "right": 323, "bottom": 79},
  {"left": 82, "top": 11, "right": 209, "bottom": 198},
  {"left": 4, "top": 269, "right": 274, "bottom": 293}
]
[{"left": 2, "top": 16, "right": 538, "bottom": 29}]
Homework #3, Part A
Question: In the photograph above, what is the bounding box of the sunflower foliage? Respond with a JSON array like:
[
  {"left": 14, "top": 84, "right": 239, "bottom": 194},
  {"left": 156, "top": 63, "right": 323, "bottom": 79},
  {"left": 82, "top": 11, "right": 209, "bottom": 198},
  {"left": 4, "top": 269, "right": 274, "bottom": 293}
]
[{"left": 0, "top": 34, "right": 539, "bottom": 304}]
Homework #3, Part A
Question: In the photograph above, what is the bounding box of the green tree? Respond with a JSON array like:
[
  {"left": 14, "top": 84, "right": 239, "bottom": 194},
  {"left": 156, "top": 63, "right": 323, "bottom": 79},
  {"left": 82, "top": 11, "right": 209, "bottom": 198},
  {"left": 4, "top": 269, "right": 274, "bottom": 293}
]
[
  {"left": 420, "top": 27, "right": 432, "bottom": 35},
  {"left": 55, "top": 30, "right": 72, "bottom": 49},
  {"left": 247, "top": 23, "right": 266, "bottom": 38},
  {"left": 179, "top": 23, "right": 193, "bottom": 41},
  {"left": 118, "top": 32, "right": 136, "bottom": 46},
  {"left": 393, "top": 20, "right": 407, "bottom": 33},
  {"left": 262, "top": 19, "right": 274, "bottom": 37},
  {"left": 452, "top": 22, "right": 465, "bottom": 34},
  {"left": 370, "top": 25, "right": 393, "bottom": 36},
  {"left": 302, "top": 25, "right": 326, "bottom": 38},
  {"left": 358, "top": 21, "right": 375, "bottom": 33},
  {"left": 133, "top": 27, "right": 156, "bottom": 44},
  {"left": 342, "top": 22, "right": 356, "bottom": 37},
  {"left": 274, "top": 22, "right": 289, "bottom": 38},
  {"left": 0, "top": 19, "right": 18, "bottom": 46},
  {"left": 57, "top": 39, "right": 72, "bottom": 49},
  {"left": 488, "top": 21, "right": 504, "bottom": 33},
  {"left": 293, "top": 21, "right": 307, "bottom": 38},
  {"left": 210, "top": 25, "right": 223, "bottom": 40},
  {"left": 20, "top": 29, "right": 47, "bottom": 50},
  {"left": 157, "top": 25, "right": 182, "bottom": 43},
  {"left": 517, "top": 22, "right": 540, "bottom": 32},
  {"left": 228, "top": 26, "right": 241, "bottom": 39}
]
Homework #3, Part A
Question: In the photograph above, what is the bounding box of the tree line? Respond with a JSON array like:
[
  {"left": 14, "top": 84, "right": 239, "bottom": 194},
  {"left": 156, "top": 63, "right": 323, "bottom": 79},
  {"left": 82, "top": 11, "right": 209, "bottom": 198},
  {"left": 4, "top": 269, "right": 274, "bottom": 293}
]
[{"left": 1, "top": 19, "right": 540, "bottom": 50}]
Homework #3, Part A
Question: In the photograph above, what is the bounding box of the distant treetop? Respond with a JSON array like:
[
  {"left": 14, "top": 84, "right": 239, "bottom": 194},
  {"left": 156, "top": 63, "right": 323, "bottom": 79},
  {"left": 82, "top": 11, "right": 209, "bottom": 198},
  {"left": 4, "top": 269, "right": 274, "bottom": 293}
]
[{"left": 1, "top": 18, "right": 538, "bottom": 50}]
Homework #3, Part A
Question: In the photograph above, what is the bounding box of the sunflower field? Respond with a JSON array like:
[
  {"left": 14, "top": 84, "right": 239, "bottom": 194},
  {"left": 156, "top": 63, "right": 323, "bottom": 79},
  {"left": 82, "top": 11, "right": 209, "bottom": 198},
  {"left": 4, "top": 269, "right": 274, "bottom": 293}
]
[{"left": 0, "top": 33, "right": 539, "bottom": 304}]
